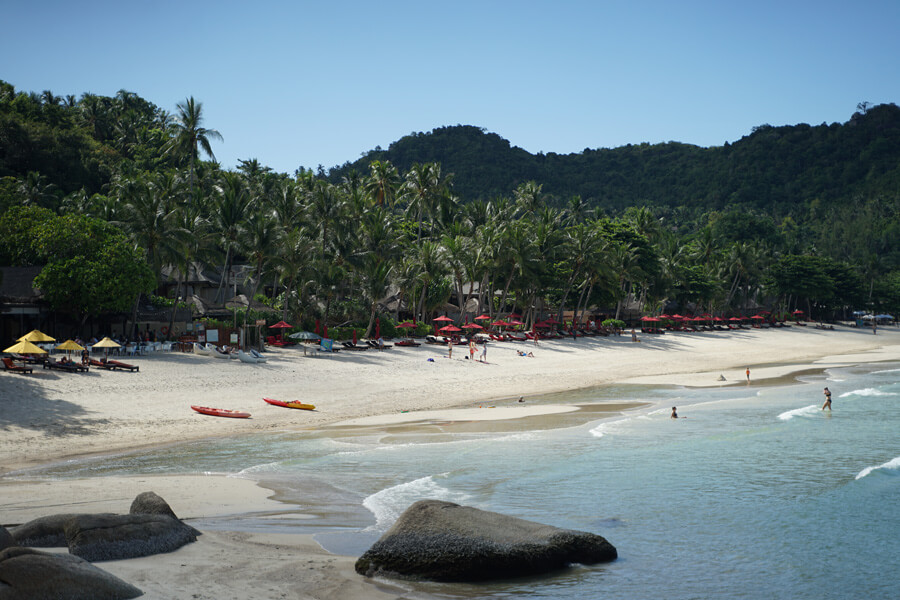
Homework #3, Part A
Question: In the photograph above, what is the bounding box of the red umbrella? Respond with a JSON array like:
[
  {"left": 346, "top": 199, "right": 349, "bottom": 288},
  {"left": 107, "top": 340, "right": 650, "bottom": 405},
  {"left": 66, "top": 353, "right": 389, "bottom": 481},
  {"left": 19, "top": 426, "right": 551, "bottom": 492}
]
[
  {"left": 729, "top": 317, "right": 742, "bottom": 322},
  {"left": 397, "top": 322, "right": 415, "bottom": 328},
  {"left": 491, "top": 320, "right": 510, "bottom": 327},
  {"left": 545, "top": 317, "right": 560, "bottom": 324},
  {"left": 440, "top": 325, "right": 461, "bottom": 333},
  {"left": 270, "top": 320, "right": 292, "bottom": 343},
  {"left": 508, "top": 319, "right": 524, "bottom": 326},
  {"left": 658, "top": 314, "right": 671, "bottom": 319},
  {"left": 462, "top": 323, "right": 483, "bottom": 330},
  {"left": 792, "top": 310, "right": 804, "bottom": 315},
  {"left": 474, "top": 314, "right": 491, "bottom": 321},
  {"left": 640, "top": 316, "right": 659, "bottom": 321},
  {"left": 433, "top": 316, "right": 453, "bottom": 322},
  {"left": 693, "top": 316, "right": 705, "bottom": 322},
  {"left": 672, "top": 314, "right": 685, "bottom": 320},
  {"left": 751, "top": 315, "right": 765, "bottom": 320}
]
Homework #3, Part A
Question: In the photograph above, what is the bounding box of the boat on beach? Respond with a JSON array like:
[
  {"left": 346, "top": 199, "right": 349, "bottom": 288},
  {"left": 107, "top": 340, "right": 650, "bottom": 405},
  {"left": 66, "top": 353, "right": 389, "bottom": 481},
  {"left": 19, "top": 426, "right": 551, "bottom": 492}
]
[
  {"left": 191, "top": 405, "right": 251, "bottom": 418},
  {"left": 263, "top": 397, "right": 316, "bottom": 411}
]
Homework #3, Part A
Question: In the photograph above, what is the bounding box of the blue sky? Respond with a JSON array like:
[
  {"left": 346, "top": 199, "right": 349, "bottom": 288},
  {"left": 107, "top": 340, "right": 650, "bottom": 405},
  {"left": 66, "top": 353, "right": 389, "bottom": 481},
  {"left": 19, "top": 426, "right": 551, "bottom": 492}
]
[{"left": 4, "top": 1, "right": 900, "bottom": 175}]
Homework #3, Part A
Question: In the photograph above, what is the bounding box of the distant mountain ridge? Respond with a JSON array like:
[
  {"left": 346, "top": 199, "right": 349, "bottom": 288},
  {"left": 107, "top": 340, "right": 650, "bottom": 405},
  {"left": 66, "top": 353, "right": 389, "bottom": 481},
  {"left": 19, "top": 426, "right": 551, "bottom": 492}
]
[{"left": 327, "top": 104, "right": 900, "bottom": 214}]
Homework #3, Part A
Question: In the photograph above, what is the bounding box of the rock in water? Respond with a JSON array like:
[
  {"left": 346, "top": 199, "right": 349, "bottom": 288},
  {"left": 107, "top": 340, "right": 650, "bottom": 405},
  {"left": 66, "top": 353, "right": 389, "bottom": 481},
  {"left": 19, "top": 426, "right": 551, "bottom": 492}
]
[
  {"left": 65, "top": 514, "right": 197, "bottom": 562},
  {"left": 355, "top": 500, "right": 617, "bottom": 581},
  {"left": 0, "top": 547, "right": 142, "bottom": 599}
]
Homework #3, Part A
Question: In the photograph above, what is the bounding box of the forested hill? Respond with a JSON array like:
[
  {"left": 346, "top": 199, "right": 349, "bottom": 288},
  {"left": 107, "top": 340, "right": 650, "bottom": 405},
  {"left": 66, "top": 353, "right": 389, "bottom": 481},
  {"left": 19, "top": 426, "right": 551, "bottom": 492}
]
[{"left": 327, "top": 104, "right": 900, "bottom": 214}]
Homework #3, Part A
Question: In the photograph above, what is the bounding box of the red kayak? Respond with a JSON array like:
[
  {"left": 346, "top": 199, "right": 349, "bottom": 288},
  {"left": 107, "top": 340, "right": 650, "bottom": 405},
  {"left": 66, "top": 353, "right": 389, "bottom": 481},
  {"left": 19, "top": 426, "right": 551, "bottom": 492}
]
[
  {"left": 263, "top": 397, "right": 316, "bottom": 411},
  {"left": 191, "top": 405, "right": 251, "bottom": 418}
]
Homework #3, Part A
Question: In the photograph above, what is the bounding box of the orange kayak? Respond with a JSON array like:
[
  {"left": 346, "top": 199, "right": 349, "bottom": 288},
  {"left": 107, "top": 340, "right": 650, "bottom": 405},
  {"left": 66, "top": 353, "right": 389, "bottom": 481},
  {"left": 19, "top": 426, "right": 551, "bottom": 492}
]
[
  {"left": 263, "top": 398, "right": 316, "bottom": 411},
  {"left": 191, "top": 405, "right": 251, "bottom": 418}
]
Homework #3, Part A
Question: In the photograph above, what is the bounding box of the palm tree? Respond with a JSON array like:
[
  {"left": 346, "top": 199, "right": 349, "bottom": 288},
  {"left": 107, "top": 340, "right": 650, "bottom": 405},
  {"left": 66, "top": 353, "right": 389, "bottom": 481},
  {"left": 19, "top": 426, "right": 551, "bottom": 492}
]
[
  {"left": 210, "top": 172, "right": 253, "bottom": 303},
  {"left": 165, "top": 96, "right": 223, "bottom": 201},
  {"left": 365, "top": 160, "right": 400, "bottom": 207}
]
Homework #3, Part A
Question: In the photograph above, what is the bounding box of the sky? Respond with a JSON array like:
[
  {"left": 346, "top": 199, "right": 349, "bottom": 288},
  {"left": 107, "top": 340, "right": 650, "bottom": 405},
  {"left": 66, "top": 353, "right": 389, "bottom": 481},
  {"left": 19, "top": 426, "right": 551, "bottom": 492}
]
[{"left": 4, "top": 1, "right": 900, "bottom": 175}]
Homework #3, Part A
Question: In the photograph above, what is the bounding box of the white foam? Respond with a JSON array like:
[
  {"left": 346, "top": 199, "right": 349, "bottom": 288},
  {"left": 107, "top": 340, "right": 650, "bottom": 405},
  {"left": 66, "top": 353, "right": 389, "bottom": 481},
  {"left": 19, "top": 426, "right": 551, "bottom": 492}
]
[
  {"left": 870, "top": 368, "right": 900, "bottom": 374},
  {"left": 362, "top": 474, "right": 471, "bottom": 531},
  {"left": 838, "top": 388, "right": 897, "bottom": 398},
  {"left": 777, "top": 405, "right": 820, "bottom": 421},
  {"left": 855, "top": 455, "right": 900, "bottom": 480},
  {"left": 589, "top": 417, "right": 632, "bottom": 438}
]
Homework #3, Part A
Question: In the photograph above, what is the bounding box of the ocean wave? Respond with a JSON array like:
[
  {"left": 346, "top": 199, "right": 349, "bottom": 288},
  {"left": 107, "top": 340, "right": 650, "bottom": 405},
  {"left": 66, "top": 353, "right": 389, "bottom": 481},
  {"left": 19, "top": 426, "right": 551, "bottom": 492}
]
[
  {"left": 590, "top": 417, "right": 631, "bottom": 438},
  {"left": 870, "top": 367, "right": 900, "bottom": 374},
  {"left": 855, "top": 455, "right": 900, "bottom": 480},
  {"left": 362, "top": 474, "right": 471, "bottom": 532},
  {"left": 234, "top": 462, "right": 284, "bottom": 476},
  {"left": 838, "top": 388, "right": 898, "bottom": 398},
  {"left": 777, "top": 405, "right": 820, "bottom": 421}
]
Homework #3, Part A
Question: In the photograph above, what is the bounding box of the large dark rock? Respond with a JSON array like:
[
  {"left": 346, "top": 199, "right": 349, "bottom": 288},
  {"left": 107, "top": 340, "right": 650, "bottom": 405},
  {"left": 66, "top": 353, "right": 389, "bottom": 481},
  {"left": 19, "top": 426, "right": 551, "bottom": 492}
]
[
  {"left": 65, "top": 514, "right": 197, "bottom": 562},
  {"left": 355, "top": 500, "right": 617, "bottom": 582},
  {"left": 11, "top": 514, "right": 106, "bottom": 548},
  {"left": 0, "top": 546, "right": 142, "bottom": 599},
  {"left": 129, "top": 491, "right": 178, "bottom": 520},
  {"left": 0, "top": 527, "right": 15, "bottom": 551}
]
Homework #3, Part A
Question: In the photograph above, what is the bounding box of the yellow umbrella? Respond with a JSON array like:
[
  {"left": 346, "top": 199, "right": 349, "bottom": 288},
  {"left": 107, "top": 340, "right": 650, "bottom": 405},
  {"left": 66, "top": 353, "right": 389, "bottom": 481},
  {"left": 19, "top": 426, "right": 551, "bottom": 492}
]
[
  {"left": 55, "top": 339, "right": 85, "bottom": 352},
  {"left": 17, "top": 329, "right": 56, "bottom": 343},
  {"left": 92, "top": 337, "right": 121, "bottom": 349},
  {"left": 4, "top": 340, "right": 48, "bottom": 354}
]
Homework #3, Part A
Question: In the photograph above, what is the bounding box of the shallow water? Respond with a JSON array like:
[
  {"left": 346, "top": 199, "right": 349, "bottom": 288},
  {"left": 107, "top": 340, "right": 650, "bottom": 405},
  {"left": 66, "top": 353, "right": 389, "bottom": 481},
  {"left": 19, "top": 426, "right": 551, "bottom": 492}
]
[{"left": 10, "top": 364, "right": 900, "bottom": 599}]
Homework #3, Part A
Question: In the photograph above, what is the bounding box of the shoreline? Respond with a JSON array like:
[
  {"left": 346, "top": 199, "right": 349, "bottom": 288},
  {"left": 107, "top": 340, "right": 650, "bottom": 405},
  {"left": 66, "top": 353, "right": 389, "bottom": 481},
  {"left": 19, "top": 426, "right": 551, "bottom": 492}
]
[{"left": 2, "top": 325, "right": 898, "bottom": 475}]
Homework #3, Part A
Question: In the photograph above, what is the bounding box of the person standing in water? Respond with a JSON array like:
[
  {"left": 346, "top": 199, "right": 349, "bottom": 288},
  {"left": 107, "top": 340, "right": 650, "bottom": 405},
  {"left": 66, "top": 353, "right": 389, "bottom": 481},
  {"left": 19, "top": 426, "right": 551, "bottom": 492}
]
[
  {"left": 822, "top": 387, "right": 832, "bottom": 410},
  {"left": 746, "top": 367, "right": 751, "bottom": 383},
  {"left": 671, "top": 406, "right": 679, "bottom": 419}
]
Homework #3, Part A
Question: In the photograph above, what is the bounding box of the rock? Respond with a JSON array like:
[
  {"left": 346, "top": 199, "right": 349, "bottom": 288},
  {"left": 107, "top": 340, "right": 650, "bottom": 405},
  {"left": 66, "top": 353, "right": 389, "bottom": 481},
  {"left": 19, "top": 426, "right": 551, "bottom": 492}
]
[
  {"left": 129, "top": 491, "right": 178, "bottom": 520},
  {"left": 0, "top": 546, "right": 142, "bottom": 599},
  {"left": 129, "top": 491, "right": 200, "bottom": 537},
  {"left": 0, "top": 527, "right": 16, "bottom": 551},
  {"left": 355, "top": 500, "right": 617, "bottom": 582},
  {"left": 11, "top": 514, "right": 106, "bottom": 548},
  {"left": 65, "top": 514, "right": 197, "bottom": 562}
]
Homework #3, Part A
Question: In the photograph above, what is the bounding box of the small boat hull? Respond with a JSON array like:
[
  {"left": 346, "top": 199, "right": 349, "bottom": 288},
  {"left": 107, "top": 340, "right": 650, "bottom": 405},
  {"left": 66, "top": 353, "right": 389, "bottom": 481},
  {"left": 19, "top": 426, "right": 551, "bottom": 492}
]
[
  {"left": 193, "top": 343, "right": 211, "bottom": 356},
  {"left": 263, "top": 397, "right": 316, "bottom": 411},
  {"left": 191, "top": 405, "right": 251, "bottom": 418}
]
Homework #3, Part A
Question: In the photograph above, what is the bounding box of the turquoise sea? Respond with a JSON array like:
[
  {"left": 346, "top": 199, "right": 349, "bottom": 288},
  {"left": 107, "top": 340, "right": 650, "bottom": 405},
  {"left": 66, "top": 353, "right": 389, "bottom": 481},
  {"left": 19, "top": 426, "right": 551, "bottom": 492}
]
[{"left": 8, "top": 362, "right": 900, "bottom": 599}]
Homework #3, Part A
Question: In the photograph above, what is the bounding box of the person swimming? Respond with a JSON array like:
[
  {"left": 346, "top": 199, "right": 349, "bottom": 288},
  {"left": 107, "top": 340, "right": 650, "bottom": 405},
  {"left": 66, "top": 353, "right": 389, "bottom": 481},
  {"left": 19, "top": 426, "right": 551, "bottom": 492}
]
[{"left": 671, "top": 406, "right": 679, "bottom": 419}]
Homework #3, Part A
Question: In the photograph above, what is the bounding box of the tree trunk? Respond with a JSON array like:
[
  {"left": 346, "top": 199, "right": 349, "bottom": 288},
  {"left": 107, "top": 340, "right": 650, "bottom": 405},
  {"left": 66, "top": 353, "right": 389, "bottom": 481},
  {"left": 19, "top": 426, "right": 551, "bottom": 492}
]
[{"left": 167, "top": 276, "right": 182, "bottom": 341}]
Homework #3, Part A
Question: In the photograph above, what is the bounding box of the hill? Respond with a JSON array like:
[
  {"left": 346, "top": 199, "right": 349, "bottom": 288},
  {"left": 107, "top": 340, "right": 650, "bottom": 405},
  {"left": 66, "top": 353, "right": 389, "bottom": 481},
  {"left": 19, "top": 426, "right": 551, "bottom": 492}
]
[{"left": 327, "top": 104, "right": 900, "bottom": 214}]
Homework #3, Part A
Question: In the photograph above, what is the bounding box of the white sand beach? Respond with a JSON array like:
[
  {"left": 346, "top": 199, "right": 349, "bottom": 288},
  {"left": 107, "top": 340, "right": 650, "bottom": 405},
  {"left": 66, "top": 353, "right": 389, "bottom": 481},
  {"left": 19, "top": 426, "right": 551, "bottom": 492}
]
[{"left": 2, "top": 325, "right": 899, "bottom": 599}]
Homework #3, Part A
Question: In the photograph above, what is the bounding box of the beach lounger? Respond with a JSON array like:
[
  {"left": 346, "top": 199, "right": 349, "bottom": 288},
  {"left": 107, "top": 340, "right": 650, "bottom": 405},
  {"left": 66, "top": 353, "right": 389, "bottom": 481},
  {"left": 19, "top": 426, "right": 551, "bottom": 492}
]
[
  {"left": 341, "top": 341, "right": 369, "bottom": 351},
  {"left": 395, "top": 339, "right": 420, "bottom": 347},
  {"left": 89, "top": 358, "right": 116, "bottom": 370},
  {"left": 105, "top": 359, "right": 139, "bottom": 372},
  {"left": 366, "top": 340, "right": 392, "bottom": 350},
  {"left": 43, "top": 359, "right": 88, "bottom": 373},
  {"left": 3, "top": 357, "right": 33, "bottom": 374}
]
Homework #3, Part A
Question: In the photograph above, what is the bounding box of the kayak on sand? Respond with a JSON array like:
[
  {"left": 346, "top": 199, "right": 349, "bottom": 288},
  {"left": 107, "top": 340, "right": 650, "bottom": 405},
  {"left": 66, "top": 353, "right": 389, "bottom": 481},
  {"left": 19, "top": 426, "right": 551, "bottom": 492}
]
[
  {"left": 191, "top": 405, "right": 251, "bottom": 418},
  {"left": 263, "top": 397, "right": 316, "bottom": 411}
]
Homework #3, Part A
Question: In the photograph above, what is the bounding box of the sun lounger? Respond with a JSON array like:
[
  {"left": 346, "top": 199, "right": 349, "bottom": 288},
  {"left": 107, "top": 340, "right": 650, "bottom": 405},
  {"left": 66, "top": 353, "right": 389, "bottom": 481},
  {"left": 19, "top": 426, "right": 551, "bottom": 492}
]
[
  {"left": 366, "top": 340, "right": 392, "bottom": 350},
  {"left": 3, "top": 357, "right": 33, "bottom": 374},
  {"left": 105, "top": 359, "right": 139, "bottom": 372},
  {"left": 43, "top": 359, "right": 88, "bottom": 372},
  {"left": 89, "top": 358, "right": 116, "bottom": 370},
  {"left": 341, "top": 341, "right": 369, "bottom": 351},
  {"left": 395, "top": 339, "right": 420, "bottom": 347}
]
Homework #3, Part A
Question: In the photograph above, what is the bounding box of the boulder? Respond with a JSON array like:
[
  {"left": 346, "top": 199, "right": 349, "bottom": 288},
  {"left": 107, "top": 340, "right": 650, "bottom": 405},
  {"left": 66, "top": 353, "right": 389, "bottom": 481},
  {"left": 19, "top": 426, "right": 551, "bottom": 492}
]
[
  {"left": 11, "top": 514, "right": 107, "bottom": 548},
  {"left": 355, "top": 500, "right": 617, "bottom": 582},
  {"left": 0, "top": 546, "right": 142, "bottom": 599},
  {"left": 0, "top": 527, "right": 15, "bottom": 551},
  {"left": 65, "top": 514, "right": 197, "bottom": 562},
  {"left": 129, "top": 491, "right": 178, "bottom": 520}
]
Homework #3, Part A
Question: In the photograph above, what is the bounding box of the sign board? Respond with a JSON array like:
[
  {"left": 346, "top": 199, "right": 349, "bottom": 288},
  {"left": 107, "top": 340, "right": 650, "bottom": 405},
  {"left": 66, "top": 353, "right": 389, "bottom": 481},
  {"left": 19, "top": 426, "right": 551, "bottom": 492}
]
[
  {"left": 256, "top": 319, "right": 267, "bottom": 326},
  {"left": 230, "top": 333, "right": 238, "bottom": 343},
  {"left": 206, "top": 329, "right": 219, "bottom": 343}
]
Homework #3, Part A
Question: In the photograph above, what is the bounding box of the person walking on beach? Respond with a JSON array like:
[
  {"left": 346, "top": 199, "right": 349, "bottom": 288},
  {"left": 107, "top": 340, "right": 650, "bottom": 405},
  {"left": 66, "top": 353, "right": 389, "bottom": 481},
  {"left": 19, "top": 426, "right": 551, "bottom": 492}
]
[
  {"left": 822, "top": 387, "right": 832, "bottom": 410},
  {"left": 447, "top": 339, "right": 453, "bottom": 359},
  {"left": 746, "top": 367, "right": 751, "bottom": 383},
  {"left": 469, "top": 339, "right": 476, "bottom": 361},
  {"left": 480, "top": 341, "right": 487, "bottom": 363}
]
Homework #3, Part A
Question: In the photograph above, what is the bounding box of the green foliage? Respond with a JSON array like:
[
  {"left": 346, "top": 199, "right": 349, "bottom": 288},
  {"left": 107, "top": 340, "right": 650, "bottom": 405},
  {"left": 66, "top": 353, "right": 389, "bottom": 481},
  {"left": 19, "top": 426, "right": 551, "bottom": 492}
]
[{"left": 602, "top": 319, "right": 625, "bottom": 329}]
